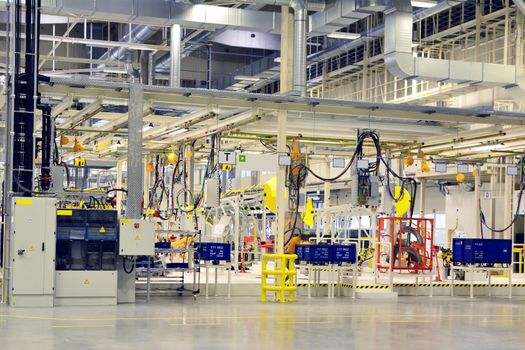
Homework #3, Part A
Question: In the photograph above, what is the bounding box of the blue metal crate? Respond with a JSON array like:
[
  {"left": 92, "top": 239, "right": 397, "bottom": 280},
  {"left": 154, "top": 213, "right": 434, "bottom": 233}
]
[
  {"left": 332, "top": 245, "right": 357, "bottom": 264},
  {"left": 295, "top": 245, "right": 306, "bottom": 261},
  {"left": 155, "top": 242, "right": 171, "bottom": 249},
  {"left": 453, "top": 238, "right": 512, "bottom": 264},
  {"left": 197, "top": 242, "right": 231, "bottom": 261},
  {"left": 308, "top": 245, "right": 332, "bottom": 263}
]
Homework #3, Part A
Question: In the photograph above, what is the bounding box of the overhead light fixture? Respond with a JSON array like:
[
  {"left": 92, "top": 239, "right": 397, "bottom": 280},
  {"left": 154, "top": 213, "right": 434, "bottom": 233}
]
[
  {"left": 103, "top": 68, "right": 128, "bottom": 74},
  {"left": 274, "top": 57, "right": 281, "bottom": 63},
  {"left": 411, "top": 1, "right": 436, "bottom": 8},
  {"left": 327, "top": 32, "right": 361, "bottom": 40},
  {"left": 234, "top": 75, "right": 261, "bottom": 82},
  {"left": 471, "top": 144, "right": 506, "bottom": 152},
  {"left": 142, "top": 122, "right": 154, "bottom": 132},
  {"left": 168, "top": 128, "right": 190, "bottom": 136},
  {"left": 452, "top": 142, "right": 482, "bottom": 150}
]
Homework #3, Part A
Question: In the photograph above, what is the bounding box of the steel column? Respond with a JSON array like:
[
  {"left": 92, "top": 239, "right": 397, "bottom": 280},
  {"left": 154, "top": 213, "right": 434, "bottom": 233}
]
[{"left": 126, "top": 84, "right": 144, "bottom": 219}]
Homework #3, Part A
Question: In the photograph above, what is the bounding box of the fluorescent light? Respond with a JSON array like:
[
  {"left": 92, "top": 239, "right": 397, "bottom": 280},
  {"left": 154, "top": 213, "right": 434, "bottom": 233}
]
[
  {"left": 472, "top": 144, "right": 506, "bottom": 152},
  {"left": 452, "top": 142, "right": 482, "bottom": 150},
  {"left": 327, "top": 32, "right": 361, "bottom": 40},
  {"left": 274, "top": 57, "right": 281, "bottom": 63},
  {"left": 234, "top": 75, "right": 261, "bottom": 82},
  {"left": 92, "top": 119, "right": 110, "bottom": 128},
  {"left": 412, "top": 0, "right": 436, "bottom": 8},
  {"left": 103, "top": 68, "right": 127, "bottom": 74},
  {"left": 142, "top": 122, "right": 154, "bottom": 132},
  {"left": 168, "top": 128, "right": 189, "bottom": 136}
]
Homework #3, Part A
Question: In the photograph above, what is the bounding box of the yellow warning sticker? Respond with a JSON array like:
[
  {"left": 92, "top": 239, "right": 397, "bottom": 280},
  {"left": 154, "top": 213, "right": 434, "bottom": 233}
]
[
  {"left": 83, "top": 279, "right": 90, "bottom": 285},
  {"left": 99, "top": 226, "right": 106, "bottom": 233},
  {"left": 121, "top": 219, "right": 131, "bottom": 224},
  {"left": 146, "top": 208, "right": 155, "bottom": 215},
  {"left": 221, "top": 164, "right": 233, "bottom": 171},
  {"left": 135, "top": 235, "right": 141, "bottom": 241},
  {"left": 57, "top": 209, "right": 73, "bottom": 216},
  {"left": 28, "top": 245, "right": 35, "bottom": 252},
  {"left": 15, "top": 199, "right": 33, "bottom": 206}
]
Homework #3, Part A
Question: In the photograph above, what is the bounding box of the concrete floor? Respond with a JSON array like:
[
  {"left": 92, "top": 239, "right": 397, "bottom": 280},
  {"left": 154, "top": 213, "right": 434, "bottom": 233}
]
[{"left": 1, "top": 296, "right": 525, "bottom": 350}]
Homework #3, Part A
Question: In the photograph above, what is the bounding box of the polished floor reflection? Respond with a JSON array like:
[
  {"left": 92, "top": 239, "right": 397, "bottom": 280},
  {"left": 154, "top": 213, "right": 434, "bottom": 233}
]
[{"left": 1, "top": 296, "right": 524, "bottom": 349}]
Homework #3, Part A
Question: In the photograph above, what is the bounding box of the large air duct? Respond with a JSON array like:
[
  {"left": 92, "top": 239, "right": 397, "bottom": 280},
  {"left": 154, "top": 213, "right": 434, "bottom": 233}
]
[
  {"left": 237, "top": 0, "right": 308, "bottom": 95},
  {"left": 368, "top": 0, "right": 521, "bottom": 88},
  {"left": 97, "top": 25, "right": 159, "bottom": 69}
]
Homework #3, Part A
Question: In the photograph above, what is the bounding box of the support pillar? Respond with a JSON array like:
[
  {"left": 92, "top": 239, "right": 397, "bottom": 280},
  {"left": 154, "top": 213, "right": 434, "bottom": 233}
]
[
  {"left": 275, "top": 6, "right": 294, "bottom": 254},
  {"left": 118, "top": 84, "right": 144, "bottom": 304},
  {"left": 474, "top": 165, "right": 481, "bottom": 238},
  {"left": 323, "top": 157, "right": 331, "bottom": 241}
]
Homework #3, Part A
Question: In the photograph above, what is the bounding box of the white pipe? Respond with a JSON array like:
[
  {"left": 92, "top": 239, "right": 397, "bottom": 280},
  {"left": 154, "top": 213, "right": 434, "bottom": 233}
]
[{"left": 170, "top": 24, "right": 181, "bottom": 88}]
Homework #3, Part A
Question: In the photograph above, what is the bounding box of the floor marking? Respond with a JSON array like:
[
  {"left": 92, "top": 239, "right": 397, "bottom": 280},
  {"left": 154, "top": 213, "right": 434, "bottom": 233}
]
[
  {"left": 169, "top": 323, "right": 223, "bottom": 327},
  {"left": 479, "top": 320, "right": 523, "bottom": 324},
  {"left": 278, "top": 321, "right": 333, "bottom": 325},
  {"left": 383, "top": 320, "right": 433, "bottom": 324},
  {"left": 52, "top": 324, "right": 114, "bottom": 329},
  {"left": 1, "top": 313, "right": 524, "bottom": 323}
]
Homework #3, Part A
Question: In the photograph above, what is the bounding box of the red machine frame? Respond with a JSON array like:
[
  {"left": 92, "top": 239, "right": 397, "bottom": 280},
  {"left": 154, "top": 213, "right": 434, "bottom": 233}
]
[{"left": 376, "top": 217, "right": 434, "bottom": 273}]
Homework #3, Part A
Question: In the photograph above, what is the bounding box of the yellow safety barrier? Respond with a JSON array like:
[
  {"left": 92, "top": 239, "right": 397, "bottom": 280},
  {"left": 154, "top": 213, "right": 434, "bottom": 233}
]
[{"left": 261, "top": 254, "right": 297, "bottom": 303}]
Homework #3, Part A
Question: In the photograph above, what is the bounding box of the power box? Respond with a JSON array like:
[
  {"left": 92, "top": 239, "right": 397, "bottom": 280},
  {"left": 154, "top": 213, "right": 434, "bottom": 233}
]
[
  {"left": 453, "top": 238, "right": 512, "bottom": 264},
  {"left": 119, "top": 219, "right": 155, "bottom": 256},
  {"left": 10, "top": 197, "right": 56, "bottom": 307}
]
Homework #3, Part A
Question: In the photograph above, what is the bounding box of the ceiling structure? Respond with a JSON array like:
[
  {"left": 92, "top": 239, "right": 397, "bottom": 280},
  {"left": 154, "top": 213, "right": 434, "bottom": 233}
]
[{"left": 1, "top": 0, "right": 525, "bottom": 165}]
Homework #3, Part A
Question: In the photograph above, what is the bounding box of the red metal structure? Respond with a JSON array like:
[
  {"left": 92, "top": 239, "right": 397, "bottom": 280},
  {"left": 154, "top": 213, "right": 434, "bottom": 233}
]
[{"left": 376, "top": 217, "right": 434, "bottom": 273}]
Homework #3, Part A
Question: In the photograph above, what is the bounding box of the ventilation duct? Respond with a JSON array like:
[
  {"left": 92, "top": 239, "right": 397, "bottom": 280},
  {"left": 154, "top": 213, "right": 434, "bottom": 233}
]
[
  {"left": 367, "top": 0, "right": 521, "bottom": 88},
  {"left": 97, "top": 25, "right": 159, "bottom": 69},
  {"left": 309, "top": 0, "right": 369, "bottom": 34}
]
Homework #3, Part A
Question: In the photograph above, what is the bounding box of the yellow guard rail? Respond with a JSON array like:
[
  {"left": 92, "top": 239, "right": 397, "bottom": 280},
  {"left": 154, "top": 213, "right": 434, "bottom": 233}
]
[{"left": 261, "top": 254, "right": 297, "bottom": 303}]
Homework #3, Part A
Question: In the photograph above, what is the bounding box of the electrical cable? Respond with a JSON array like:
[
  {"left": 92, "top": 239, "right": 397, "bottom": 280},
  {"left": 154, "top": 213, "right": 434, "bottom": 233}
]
[{"left": 122, "top": 257, "right": 135, "bottom": 274}]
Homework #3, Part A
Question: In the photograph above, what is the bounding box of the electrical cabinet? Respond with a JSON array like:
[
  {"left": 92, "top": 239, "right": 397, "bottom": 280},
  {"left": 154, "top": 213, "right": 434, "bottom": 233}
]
[
  {"left": 119, "top": 219, "right": 155, "bottom": 256},
  {"left": 10, "top": 197, "right": 56, "bottom": 307}
]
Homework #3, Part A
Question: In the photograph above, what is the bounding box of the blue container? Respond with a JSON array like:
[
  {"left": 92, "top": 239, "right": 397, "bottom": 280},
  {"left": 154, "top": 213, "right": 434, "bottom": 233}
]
[
  {"left": 308, "top": 245, "right": 332, "bottom": 263},
  {"left": 155, "top": 242, "right": 171, "bottom": 249},
  {"left": 295, "top": 245, "right": 306, "bottom": 261},
  {"left": 453, "top": 238, "right": 512, "bottom": 264},
  {"left": 332, "top": 245, "right": 357, "bottom": 263},
  {"left": 197, "top": 242, "right": 231, "bottom": 261}
]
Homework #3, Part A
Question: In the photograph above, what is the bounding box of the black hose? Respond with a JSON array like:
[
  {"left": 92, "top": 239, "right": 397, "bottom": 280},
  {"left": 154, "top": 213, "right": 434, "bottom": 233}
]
[{"left": 122, "top": 257, "right": 135, "bottom": 274}]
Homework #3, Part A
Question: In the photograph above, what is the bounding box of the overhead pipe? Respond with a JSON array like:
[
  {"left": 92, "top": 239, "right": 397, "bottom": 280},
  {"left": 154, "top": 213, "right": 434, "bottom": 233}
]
[
  {"left": 170, "top": 24, "right": 181, "bottom": 88},
  {"left": 96, "top": 25, "right": 159, "bottom": 70},
  {"left": 253, "top": 2, "right": 460, "bottom": 90},
  {"left": 235, "top": 0, "right": 307, "bottom": 95}
]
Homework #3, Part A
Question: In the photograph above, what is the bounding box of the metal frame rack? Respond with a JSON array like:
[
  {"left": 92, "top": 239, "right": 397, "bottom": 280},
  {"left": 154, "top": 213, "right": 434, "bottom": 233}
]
[{"left": 138, "top": 224, "right": 201, "bottom": 301}]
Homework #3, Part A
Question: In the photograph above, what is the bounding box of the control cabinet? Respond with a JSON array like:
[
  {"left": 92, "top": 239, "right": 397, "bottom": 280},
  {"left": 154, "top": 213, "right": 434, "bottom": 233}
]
[
  {"left": 10, "top": 197, "right": 56, "bottom": 307},
  {"left": 119, "top": 219, "right": 155, "bottom": 256}
]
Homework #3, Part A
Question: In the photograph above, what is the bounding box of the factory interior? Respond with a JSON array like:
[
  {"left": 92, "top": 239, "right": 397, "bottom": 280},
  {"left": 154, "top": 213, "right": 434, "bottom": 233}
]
[{"left": 1, "top": 0, "right": 525, "bottom": 349}]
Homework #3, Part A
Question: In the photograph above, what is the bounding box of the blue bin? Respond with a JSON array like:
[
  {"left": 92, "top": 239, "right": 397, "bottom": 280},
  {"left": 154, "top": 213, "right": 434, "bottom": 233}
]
[
  {"left": 308, "top": 245, "right": 332, "bottom": 263},
  {"left": 196, "top": 242, "right": 231, "bottom": 261},
  {"left": 332, "top": 245, "right": 357, "bottom": 264},
  {"left": 453, "top": 238, "right": 512, "bottom": 264}
]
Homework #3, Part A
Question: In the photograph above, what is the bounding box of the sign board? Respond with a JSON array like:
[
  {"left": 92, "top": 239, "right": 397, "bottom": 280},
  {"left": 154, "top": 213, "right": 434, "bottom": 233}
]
[
  {"left": 457, "top": 163, "right": 469, "bottom": 173},
  {"left": 507, "top": 165, "right": 518, "bottom": 176},
  {"left": 332, "top": 158, "right": 346, "bottom": 169},
  {"left": 483, "top": 191, "right": 491, "bottom": 200},
  {"left": 236, "top": 153, "right": 280, "bottom": 172},
  {"left": 435, "top": 162, "right": 447, "bottom": 173},
  {"left": 218, "top": 151, "right": 236, "bottom": 165}
]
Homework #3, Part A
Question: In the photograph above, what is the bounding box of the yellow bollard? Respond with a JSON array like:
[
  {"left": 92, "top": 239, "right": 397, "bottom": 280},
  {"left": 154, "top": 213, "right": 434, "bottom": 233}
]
[{"left": 260, "top": 254, "right": 297, "bottom": 303}]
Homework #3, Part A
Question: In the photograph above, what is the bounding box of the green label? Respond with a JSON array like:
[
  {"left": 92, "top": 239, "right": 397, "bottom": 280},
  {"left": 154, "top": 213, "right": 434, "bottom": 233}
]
[{"left": 239, "top": 154, "right": 246, "bottom": 162}]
